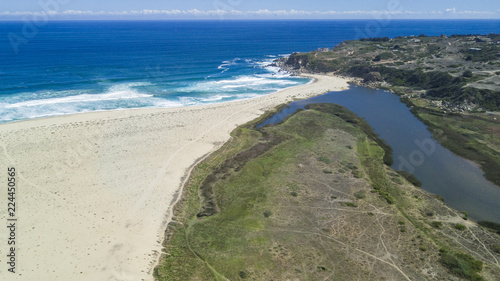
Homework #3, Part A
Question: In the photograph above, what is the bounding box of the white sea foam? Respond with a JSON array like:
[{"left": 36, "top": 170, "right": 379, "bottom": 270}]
[
  {"left": 217, "top": 58, "right": 241, "bottom": 73},
  {"left": 152, "top": 99, "right": 185, "bottom": 108},
  {"left": 198, "top": 94, "right": 232, "bottom": 102},
  {"left": 0, "top": 55, "right": 307, "bottom": 123},
  {"left": 6, "top": 83, "right": 153, "bottom": 108},
  {"left": 256, "top": 71, "right": 292, "bottom": 79},
  {"left": 0, "top": 83, "right": 162, "bottom": 122},
  {"left": 185, "top": 75, "right": 299, "bottom": 93}
]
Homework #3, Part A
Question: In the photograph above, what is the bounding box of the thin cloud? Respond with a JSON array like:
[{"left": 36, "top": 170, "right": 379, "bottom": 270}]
[{"left": 0, "top": 9, "right": 498, "bottom": 17}]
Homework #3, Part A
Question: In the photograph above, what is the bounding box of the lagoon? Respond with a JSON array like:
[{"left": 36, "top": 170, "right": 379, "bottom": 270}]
[{"left": 260, "top": 85, "right": 500, "bottom": 223}]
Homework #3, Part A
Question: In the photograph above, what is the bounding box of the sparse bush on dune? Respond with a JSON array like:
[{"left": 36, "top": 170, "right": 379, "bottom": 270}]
[{"left": 440, "top": 250, "right": 484, "bottom": 281}]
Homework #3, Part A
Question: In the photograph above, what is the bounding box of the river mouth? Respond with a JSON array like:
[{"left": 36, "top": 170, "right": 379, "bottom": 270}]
[{"left": 259, "top": 85, "right": 500, "bottom": 223}]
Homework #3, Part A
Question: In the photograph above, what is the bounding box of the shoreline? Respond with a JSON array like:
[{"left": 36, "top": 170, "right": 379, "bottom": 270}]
[
  {"left": 0, "top": 73, "right": 349, "bottom": 281},
  {"left": 0, "top": 75, "right": 322, "bottom": 132},
  {"left": 0, "top": 75, "right": 314, "bottom": 127}
]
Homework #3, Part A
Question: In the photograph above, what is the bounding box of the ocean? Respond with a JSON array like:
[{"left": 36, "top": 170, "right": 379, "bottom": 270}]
[{"left": 1, "top": 20, "right": 500, "bottom": 122}]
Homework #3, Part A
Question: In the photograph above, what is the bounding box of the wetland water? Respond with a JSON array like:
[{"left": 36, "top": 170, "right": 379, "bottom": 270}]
[{"left": 260, "top": 85, "right": 500, "bottom": 223}]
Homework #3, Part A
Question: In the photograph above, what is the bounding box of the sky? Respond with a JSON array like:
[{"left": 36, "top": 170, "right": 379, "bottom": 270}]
[{"left": 1, "top": 0, "right": 500, "bottom": 20}]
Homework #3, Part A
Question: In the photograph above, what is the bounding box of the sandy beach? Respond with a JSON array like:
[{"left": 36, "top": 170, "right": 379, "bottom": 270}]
[{"left": 0, "top": 74, "right": 348, "bottom": 281}]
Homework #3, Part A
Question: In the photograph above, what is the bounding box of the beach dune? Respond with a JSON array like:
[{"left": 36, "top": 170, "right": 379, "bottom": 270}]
[{"left": 0, "top": 74, "right": 348, "bottom": 280}]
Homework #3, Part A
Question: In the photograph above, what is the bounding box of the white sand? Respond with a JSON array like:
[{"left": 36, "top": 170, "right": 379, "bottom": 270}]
[{"left": 0, "top": 74, "right": 348, "bottom": 280}]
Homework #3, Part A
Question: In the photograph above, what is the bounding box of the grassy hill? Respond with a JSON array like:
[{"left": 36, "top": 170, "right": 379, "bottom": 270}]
[
  {"left": 282, "top": 34, "right": 500, "bottom": 111},
  {"left": 155, "top": 104, "right": 500, "bottom": 280},
  {"left": 280, "top": 34, "right": 500, "bottom": 187}
]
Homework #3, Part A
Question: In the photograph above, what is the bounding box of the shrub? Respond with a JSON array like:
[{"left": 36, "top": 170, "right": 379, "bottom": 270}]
[
  {"left": 463, "top": 70, "right": 474, "bottom": 78},
  {"left": 492, "top": 245, "right": 500, "bottom": 254},
  {"left": 346, "top": 163, "right": 357, "bottom": 170},
  {"left": 431, "top": 221, "right": 443, "bottom": 228},
  {"left": 352, "top": 171, "right": 363, "bottom": 178},
  {"left": 373, "top": 52, "right": 395, "bottom": 62},
  {"left": 346, "top": 202, "right": 358, "bottom": 207},
  {"left": 239, "top": 271, "right": 248, "bottom": 279},
  {"left": 391, "top": 177, "right": 403, "bottom": 184},
  {"left": 354, "top": 190, "right": 366, "bottom": 199},
  {"left": 478, "top": 221, "right": 500, "bottom": 235},
  {"left": 397, "top": 171, "right": 422, "bottom": 187},
  {"left": 454, "top": 223, "right": 467, "bottom": 231},
  {"left": 360, "top": 37, "right": 390, "bottom": 42},
  {"left": 323, "top": 169, "right": 333, "bottom": 174},
  {"left": 440, "top": 251, "right": 484, "bottom": 281},
  {"left": 462, "top": 211, "right": 469, "bottom": 220},
  {"left": 318, "top": 156, "right": 332, "bottom": 164},
  {"left": 263, "top": 210, "right": 272, "bottom": 218}
]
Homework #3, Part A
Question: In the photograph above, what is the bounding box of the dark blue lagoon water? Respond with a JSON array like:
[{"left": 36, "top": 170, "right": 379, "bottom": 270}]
[
  {"left": 260, "top": 86, "right": 500, "bottom": 223},
  {"left": 1, "top": 20, "right": 500, "bottom": 122}
]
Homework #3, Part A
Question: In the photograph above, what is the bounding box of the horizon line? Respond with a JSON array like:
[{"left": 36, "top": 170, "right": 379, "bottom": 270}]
[
  {"left": 1, "top": 18, "right": 500, "bottom": 21},
  {"left": 1, "top": 8, "right": 499, "bottom": 20}
]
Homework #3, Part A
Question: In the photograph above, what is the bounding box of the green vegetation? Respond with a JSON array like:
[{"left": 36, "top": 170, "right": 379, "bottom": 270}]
[
  {"left": 463, "top": 44, "right": 500, "bottom": 62},
  {"left": 440, "top": 251, "right": 484, "bottom": 281},
  {"left": 354, "top": 190, "right": 366, "bottom": 199},
  {"left": 345, "top": 64, "right": 499, "bottom": 111},
  {"left": 431, "top": 221, "right": 443, "bottom": 229},
  {"left": 285, "top": 34, "right": 500, "bottom": 111},
  {"left": 263, "top": 210, "right": 272, "bottom": 218},
  {"left": 478, "top": 221, "right": 500, "bottom": 235},
  {"left": 492, "top": 245, "right": 500, "bottom": 254},
  {"left": 373, "top": 52, "right": 394, "bottom": 61},
  {"left": 396, "top": 170, "right": 422, "bottom": 187},
  {"left": 283, "top": 35, "right": 500, "bottom": 190},
  {"left": 463, "top": 70, "right": 474, "bottom": 78},
  {"left": 155, "top": 103, "right": 499, "bottom": 281},
  {"left": 318, "top": 156, "right": 333, "bottom": 164},
  {"left": 352, "top": 170, "right": 363, "bottom": 178},
  {"left": 305, "top": 103, "right": 393, "bottom": 166},
  {"left": 454, "top": 224, "right": 467, "bottom": 231},
  {"left": 403, "top": 99, "right": 500, "bottom": 186},
  {"left": 462, "top": 211, "right": 469, "bottom": 220}
]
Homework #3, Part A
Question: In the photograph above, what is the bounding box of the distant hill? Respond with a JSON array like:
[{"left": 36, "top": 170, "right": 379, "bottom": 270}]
[{"left": 281, "top": 34, "right": 500, "bottom": 111}]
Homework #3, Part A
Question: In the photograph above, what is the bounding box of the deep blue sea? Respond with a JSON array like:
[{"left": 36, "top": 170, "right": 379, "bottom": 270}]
[{"left": 1, "top": 20, "right": 500, "bottom": 122}]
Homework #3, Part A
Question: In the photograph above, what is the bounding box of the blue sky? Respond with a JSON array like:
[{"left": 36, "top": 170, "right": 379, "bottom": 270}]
[{"left": 1, "top": 0, "right": 500, "bottom": 19}]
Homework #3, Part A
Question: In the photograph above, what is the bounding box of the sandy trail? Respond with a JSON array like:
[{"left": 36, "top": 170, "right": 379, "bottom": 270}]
[{"left": 0, "top": 74, "right": 348, "bottom": 280}]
